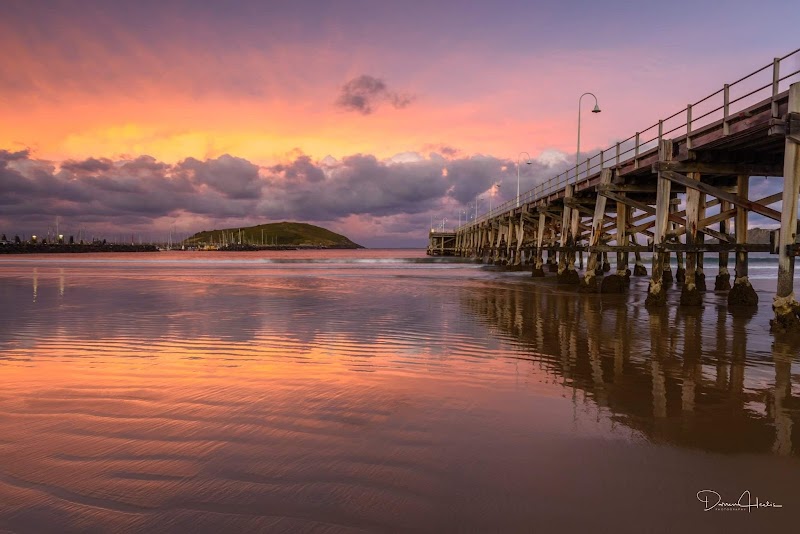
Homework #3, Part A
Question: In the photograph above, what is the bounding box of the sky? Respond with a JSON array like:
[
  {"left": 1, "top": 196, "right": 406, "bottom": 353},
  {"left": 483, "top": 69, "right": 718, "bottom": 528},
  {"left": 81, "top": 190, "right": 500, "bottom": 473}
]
[{"left": 1, "top": 0, "right": 799, "bottom": 247}]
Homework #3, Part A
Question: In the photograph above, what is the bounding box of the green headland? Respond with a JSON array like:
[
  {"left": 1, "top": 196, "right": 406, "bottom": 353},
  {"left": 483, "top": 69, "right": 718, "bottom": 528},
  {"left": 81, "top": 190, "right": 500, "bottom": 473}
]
[{"left": 184, "top": 222, "right": 364, "bottom": 249}]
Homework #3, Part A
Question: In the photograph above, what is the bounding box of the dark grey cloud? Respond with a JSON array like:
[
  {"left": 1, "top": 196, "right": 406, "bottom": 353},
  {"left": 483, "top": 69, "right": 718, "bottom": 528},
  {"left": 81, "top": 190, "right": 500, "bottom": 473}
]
[
  {"left": 60, "top": 157, "right": 113, "bottom": 174},
  {"left": 335, "top": 75, "right": 414, "bottom": 115},
  {"left": 0, "top": 149, "right": 30, "bottom": 161},
  {"left": 270, "top": 155, "right": 325, "bottom": 183},
  {"left": 177, "top": 154, "right": 261, "bottom": 200}
]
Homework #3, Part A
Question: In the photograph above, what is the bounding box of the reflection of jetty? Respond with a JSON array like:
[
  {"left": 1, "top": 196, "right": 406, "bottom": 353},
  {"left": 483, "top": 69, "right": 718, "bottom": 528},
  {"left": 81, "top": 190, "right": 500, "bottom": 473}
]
[
  {"left": 461, "top": 283, "right": 800, "bottom": 456},
  {"left": 434, "top": 50, "right": 800, "bottom": 330}
]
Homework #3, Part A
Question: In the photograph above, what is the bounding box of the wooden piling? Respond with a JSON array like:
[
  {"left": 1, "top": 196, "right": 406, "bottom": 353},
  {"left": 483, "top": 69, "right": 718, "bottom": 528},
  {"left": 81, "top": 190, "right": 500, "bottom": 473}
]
[
  {"left": 772, "top": 82, "right": 800, "bottom": 331},
  {"left": 533, "top": 212, "right": 546, "bottom": 277},
  {"left": 558, "top": 185, "right": 572, "bottom": 276},
  {"left": 729, "top": 175, "right": 758, "bottom": 306},
  {"left": 646, "top": 139, "right": 673, "bottom": 307},
  {"left": 582, "top": 169, "right": 612, "bottom": 291},
  {"left": 514, "top": 213, "right": 524, "bottom": 266},
  {"left": 676, "top": 249, "right": 685, "bottom": 283},
  {"left": 616, "top": 202, "right": 629, "bottom": 276},
  {"left": 559, "top": 185, "right": 579, "bottom": 284},
  {"left": 715, "top": 200, "right": 732, "bottom": 290},
  {"left": 663, "top": 201, "right": 676, "bottom": 285},
  {"left": 632, "top": 232, "right": 647, "bottom": 276},
  {"left": 680, "top": 172, "right": 703, "bottom": 306},
  {"left": 696, "top": 192, "right": 707, "bottom": 291}
]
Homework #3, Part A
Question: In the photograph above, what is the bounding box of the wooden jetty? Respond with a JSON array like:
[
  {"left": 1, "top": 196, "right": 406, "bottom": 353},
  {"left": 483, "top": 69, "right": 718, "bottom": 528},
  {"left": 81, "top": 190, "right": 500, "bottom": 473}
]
[
  {"left": 436, "top": 49, "right": 800, "bottom": 331},
  {"left": 427, "top": 230, "right": 457, "bottom": 256}
]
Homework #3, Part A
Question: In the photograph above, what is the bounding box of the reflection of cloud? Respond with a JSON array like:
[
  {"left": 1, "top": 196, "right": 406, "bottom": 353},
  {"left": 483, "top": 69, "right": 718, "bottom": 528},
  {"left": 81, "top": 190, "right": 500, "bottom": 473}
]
[
  {"left": 0, "top": 269, "right": 472, "bottom": 360},
  {"left": 335, "top": 75, "right": 414, "bottom": 115}
]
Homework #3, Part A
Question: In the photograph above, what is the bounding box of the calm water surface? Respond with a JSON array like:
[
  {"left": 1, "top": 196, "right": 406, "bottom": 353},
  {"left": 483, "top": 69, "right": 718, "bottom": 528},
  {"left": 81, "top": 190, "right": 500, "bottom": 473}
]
[{"left": 0, "top": 249, "right": 798, "bottom": 532}]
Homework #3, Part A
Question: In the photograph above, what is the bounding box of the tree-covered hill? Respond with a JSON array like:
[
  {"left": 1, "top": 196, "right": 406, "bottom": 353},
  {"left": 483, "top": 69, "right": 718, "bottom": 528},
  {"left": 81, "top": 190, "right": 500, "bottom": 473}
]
[{"left": 184, "top": 222, "right": 363, "bottom": 248}]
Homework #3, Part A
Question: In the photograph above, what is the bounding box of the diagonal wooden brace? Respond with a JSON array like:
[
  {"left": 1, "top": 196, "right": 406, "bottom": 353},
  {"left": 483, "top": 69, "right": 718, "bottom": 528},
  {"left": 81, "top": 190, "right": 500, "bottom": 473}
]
[
  {"left": 659, "top": 170, "right": 783, "bottom": 222},
  {"left": 601, "top": 189, "right": 731, "bottom": 242}
]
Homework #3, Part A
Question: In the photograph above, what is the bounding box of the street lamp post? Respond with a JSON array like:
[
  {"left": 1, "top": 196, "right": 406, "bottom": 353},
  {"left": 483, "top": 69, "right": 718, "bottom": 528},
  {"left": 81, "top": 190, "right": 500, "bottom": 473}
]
[
  {"left": 517, "top": 152, "right": 532, "bottom": 207},
  {"left": 576, "top": 92, "right": 601, "bottom": 184}
]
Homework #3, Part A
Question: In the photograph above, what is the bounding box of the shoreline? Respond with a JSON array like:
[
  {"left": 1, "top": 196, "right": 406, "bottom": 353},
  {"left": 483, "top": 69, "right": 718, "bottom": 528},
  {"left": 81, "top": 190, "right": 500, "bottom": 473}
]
[
  {"left": 0, "top": 243, "right": 159, "bottom": 254},
  {"left": 0, "top": 244, "right": 365, "bottom": 254}
]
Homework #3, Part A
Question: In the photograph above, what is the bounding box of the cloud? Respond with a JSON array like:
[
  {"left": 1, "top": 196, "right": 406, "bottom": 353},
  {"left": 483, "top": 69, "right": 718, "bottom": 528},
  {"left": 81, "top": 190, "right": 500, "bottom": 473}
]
[
  {"left": 177, "top": 154, "right": 261, "bottom": 199},
  {"left": 60, "top": 157, "right": 114, "bottom": 174},
  {"left": 335, "top": 75, "right": 414, "bottom": 115},
  {"left": 0, "top": 149, "right": 30, "bottom": 161},
  {"left": 0, "top": 147, "right": 570, "bottom": 245}
]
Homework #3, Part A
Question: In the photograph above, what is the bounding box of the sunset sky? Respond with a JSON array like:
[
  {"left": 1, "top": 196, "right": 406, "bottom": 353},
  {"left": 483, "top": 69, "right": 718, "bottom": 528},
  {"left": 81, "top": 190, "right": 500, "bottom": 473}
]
[{"left": 1, "top": 0, "right": 798, "bottom": 246}]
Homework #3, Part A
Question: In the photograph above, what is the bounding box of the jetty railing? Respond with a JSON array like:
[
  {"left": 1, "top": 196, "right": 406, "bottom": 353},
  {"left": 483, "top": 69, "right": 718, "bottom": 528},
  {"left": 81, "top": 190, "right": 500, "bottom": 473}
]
[{"left": 459, "top": 48, "right": 800, "bottom": 230}]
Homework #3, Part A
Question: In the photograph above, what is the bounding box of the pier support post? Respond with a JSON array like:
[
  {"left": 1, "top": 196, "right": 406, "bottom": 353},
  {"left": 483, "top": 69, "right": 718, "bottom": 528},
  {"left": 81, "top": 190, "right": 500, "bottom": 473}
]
[
  {"left": 547, "top": 246, "right": 558, "bottom": 271},
  {"left": 558, "top": 185, "right": 579, "bottom": 284},
  {"left": 495, "top": 227, "right": 505, "bottom": 265},
  {"left": 488, "top": 226, "right": 500, "bottom": 265},
  {"left": 729, "top": 175, "right": 758, "bottom": 306},
  {"left": 533, "top": 213, "right": 546, "bottom": 277},
  {"left": 696, "top": 193, "right": 707, "bottom": 291},
  {"left": 470, "top": 228, "right": 477, "bottom": 258},
  {"left": 616, "top": 203, "right": 629, "bottom": 277},
  {"left": 569, "top": 197, "right": 581, "bottom": 274},
  {"left": 680, "top": 172, "right": 703, "bottom": 306},
  {"left": 582, "top": 169, "right": 612, "bottom": 292},
  {"left": 632, "top": 231, "right": 647, "bottom": 276},
  {"left": 481, "top": 226, "right": 490, "bottom": 263},
  {"left": 646, "top": 139, "right": 673, "bottom": 307},
  {"left": 505, "top": 220, "right": 514, "bottom": 266},
  {"left": 600, "top": 198, "right": 628, "bottom": 294},
  {"left": 514, "top": 213, "right": 524, "bottom": 266},
  {"left": 675, "top": 201, "right": 685, "bottom": 283},
  {"left": 772, "top": 82, "right": 800, "bottom": 331},
  {"left": 715, "top": 200, "right": 732, "bottom": 290},
  {"left": 662, "top": 201, "right": 676, "bottom": 285},
  {"left": 558, "top": 190, "right": 570, "bottom": 276}
]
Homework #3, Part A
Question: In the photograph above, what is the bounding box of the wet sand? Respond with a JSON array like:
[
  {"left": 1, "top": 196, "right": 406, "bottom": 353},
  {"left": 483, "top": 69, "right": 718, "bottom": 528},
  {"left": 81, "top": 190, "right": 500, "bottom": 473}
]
[{"left": 0, "top": 251, "right": 798, "bottom": 532}]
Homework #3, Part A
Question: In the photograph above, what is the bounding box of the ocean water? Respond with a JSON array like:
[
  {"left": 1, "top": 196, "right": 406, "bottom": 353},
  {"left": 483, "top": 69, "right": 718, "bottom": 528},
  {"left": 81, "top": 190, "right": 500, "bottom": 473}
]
[{"left": 0, "top": 249, "right": 798, "bottom": 532}]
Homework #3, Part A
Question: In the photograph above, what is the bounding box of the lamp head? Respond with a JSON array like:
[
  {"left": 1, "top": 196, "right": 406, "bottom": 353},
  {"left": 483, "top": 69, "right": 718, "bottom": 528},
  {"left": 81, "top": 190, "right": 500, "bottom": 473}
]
[
  {"left": 526, "top": 160, "right": 532, "bottom": 165},
  {"left": 592, "top": 104, "right": 601, "bottom": 113}
]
